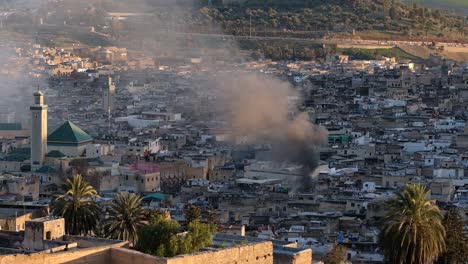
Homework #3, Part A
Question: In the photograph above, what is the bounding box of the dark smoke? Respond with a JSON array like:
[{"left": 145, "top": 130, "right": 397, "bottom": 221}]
[{"left": 217, "top": 74, "right": 328, "bottom": 191}]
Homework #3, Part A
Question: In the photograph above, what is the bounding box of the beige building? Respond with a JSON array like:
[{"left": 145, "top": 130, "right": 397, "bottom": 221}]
[
  {"left": 119, "top": 169, "right": 161, "bottom": 193},
  {"left": 219, "top": 224, "right": 246, "bottom": 236},
  {"left": 0, "top": 174, "right": 40, "bottom": 201},
  {"left": 23, "top": 217, "right": 65, "bottom": 251},
  {"left": 0, "top": 210, "right": 33, "bottom": 231}
]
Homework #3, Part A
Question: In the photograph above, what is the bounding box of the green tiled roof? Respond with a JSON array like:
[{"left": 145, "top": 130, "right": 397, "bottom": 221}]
[
  {"left": 1, "top": 148, "right": 30, "bottom": 162},
  {"left": 48, "top": 121, "right": 93, "bottom": 144},
  {"left": 36, "top": 165, "right": 57, "bottom": 173},
  {"left": 0, "top": 123, "right": 22, "bottom": 130},
  {"left": 142, "top": 192, "right": 166, "bottom": 201},
  {"left": 46, "top": 150, "right": 67, "bottom": 158}
]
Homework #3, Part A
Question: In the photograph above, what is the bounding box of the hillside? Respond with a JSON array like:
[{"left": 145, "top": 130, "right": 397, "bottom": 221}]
[
  {"left": 2, "top": 0, "right": 468, "bottom": 61},
  {"left": 402, "top": 0, "right": 468, "bottom": 15},
  {"left": 2, "top": 0, "right": 466, "bottom": 44},
  {"left": 186, "top": 0, "right": 468, "bottom": 42}
]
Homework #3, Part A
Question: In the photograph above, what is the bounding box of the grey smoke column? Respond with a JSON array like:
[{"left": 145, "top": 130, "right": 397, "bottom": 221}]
[{"left": 218, "top": 74, "right": 328, "bottom": 191}]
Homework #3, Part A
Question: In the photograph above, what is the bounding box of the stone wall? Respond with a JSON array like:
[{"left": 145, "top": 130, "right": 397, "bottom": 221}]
[
  {"left": 0, "top": 243, "right": 126, "bottom": 264},
  {"left": 111, "top": 247, "right": 167, "bottom": 264},
  {"left": 0, "top": 239, "right": 274, "bottom": 264},
  {"left": 111, "top": 241, "right": 273, "bottom": 264},
  {"left": 273, "top": 249, "right": 312, "bottom": 264},
  {"left": 167, "top": 242, "right": 273, "bottom": 264}
]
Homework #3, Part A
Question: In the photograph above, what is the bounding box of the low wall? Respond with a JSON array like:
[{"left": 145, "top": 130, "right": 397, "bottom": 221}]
[
  {"left": 111, "top": 247, "right": 167, "bottom": 264},
  {"left": 0, "top": 241, "right": 127, "bottom": 264},
  {"left": 274, "top": 248, "right": 312, "bottom": 264},
  {"left": 168, "top": 242, "right": 273, "bottom": 264},
  {"left": 111, "top": 241, "right": 274, "bottom": 264}
]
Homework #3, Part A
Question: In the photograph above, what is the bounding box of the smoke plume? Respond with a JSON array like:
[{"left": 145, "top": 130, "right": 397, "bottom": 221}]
[{"left": 218, "top": 73, "right": 328, "bottom": 191}]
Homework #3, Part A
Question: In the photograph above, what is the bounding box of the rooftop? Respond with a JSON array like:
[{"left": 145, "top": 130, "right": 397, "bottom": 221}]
[
  {"left": 48, "top": 121, "right": 93, "bottom": 144},
  {"left": 0, "top": 123, "right": 22, "bottom": 131}
]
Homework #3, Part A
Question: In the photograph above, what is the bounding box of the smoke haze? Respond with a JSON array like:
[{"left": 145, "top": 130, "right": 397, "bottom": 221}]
[
  {"left": 0, "top": 0, "right": 328, "bottom": 189},
  {"left": 218, "top": 73, "right": 327, "bottom": 190}
]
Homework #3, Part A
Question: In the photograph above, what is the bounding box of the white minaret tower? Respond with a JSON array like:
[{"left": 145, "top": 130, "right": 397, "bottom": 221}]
[{"left": 30, "top": 91, "right": 47, "bottom": 170}]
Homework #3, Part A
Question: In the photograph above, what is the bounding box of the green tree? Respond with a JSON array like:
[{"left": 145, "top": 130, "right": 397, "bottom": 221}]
[
  {"left": 438, "top": 207, "right": 468, "bottom": 264},
  {"left": 137, "top": 214, "right": 181, "bottom": 257},
  {"left": 53, "top": 174, "right": 100, "bottom": 235},
  {"left": 207, "top": 209, "right": 218, "bottom": 226},
  {"left": 184, "top": 204, "right": 201, "bottom": 224},
  {"left": 380, "top": 184, "right": 445, "bottom": 264},
  {"left": 102, "top": 192, "right": 146, "bottom": 245},
  {"left": 324, "top": 243, "right": 347, "bottom": 264},
  {"left": 136, "top": 214, "right": 214, "bottom": 257},
  {"left": 183, "top": 221, "right": 215, "bottom": 253}
]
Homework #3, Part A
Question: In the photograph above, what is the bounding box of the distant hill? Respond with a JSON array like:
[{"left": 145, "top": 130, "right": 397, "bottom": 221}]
[
  {"left": 403, "top": 0, "right": 468, "bottom": 15},
  {"left": 182, "top": 0, "right": 468, "bottom": 42},
  {"left": 3, "top": 0, "right": 467, "bottom": 45}
]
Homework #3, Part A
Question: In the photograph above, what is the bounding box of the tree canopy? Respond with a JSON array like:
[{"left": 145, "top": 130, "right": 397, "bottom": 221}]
[
  {"left": 52, "top": 174, "right": 100, "bottom": 235},
  {"left": 136, "top": 214, "right": 215, "bottom": 257},
  {"left": 380, "top": 184, "right": 445, "bottom": 264}
]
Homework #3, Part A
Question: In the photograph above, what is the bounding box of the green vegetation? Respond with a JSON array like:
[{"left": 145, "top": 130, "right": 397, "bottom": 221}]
[
  {"left": 28, "top": 0, "right": 467, "bottom": 43},
  {"left": 239, "top": 39, "right": 336, "bottom": 60},
  {"left": 380, "top": 184, "right": 445, "bottom": 264},
  {"left": 101, "top": 192, "right": 146, "bottom": 245},
  {"left": 189, "top": 0, "right": 468, "bottom": 41},
  {"left": 404, "top": 0, "right": 468, "bottom": 10},
  {"left": 136, "top": 215, "right": 215, "bottom": 257},
  {"left": 184, "top": 204, "right": 202, "bottom": 224},
  {"left": 52, "top": 174, "right": 100, "bottom": 235},
  {"left": 438, "top": 207, "right": 468, "bottom": 264},
  {"left": 338, "top": 47, "right": 418, "bottom": 60}
]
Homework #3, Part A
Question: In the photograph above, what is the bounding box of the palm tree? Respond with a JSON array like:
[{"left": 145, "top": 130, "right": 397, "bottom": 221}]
[
  {"left": 380, "top": 184, "right": 445, "bottom": 264},
  {"left": 53, "top": 174, "right": 100, "bottom": 235},
  {"left": 102, "top": 192, "right": 146, "bottom": 245}
]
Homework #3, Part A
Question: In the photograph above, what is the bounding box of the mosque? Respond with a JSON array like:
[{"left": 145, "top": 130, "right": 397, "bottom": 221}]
[{"left": 30, "top": 91, "right": 94, "bottom": 171}]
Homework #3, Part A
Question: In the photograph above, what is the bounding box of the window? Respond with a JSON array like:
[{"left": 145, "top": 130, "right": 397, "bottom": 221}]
[{"left": 46, "top": 231, "right": 51, "bottom": 240}]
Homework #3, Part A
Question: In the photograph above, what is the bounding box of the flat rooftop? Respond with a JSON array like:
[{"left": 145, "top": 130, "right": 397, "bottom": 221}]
[{"left": 0, "top": 208, "right": 35, "bottom": 218}]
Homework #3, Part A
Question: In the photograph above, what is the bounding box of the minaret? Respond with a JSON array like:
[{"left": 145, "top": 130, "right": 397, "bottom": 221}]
[
  {"left": 102, "top": 76, "right": 116, "bottom": 113},
  {"left": 30, "top": 91, "right": 47, "bottom": 170}
]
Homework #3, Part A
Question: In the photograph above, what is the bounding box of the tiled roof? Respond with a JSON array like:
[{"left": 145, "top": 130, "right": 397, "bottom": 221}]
[
  {"left": 48, "top": 121, "right": 93, "bottom": 144},
  {"left": 46, "top": 150, "right": 67, "bottom": 158},
  {"left": 36, "top": 165, "right": 57, "bottom": 173},
  {"left": 0, "top": 123, "right": 22, "bottom": 130}
]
